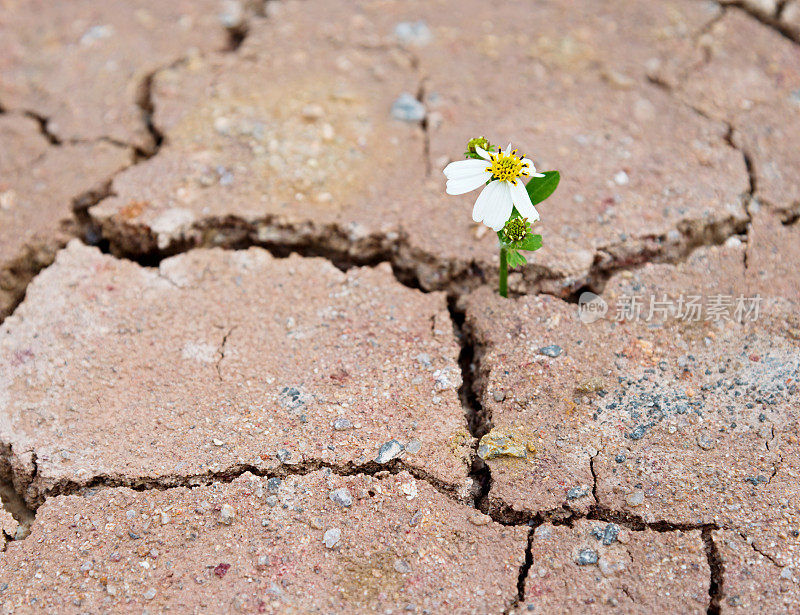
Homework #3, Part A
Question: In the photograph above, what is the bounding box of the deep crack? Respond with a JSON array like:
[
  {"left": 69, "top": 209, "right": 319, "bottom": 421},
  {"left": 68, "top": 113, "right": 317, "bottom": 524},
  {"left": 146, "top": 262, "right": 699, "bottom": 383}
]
[
  {"left": 11, "top": 452, "right": 470, "bottom": 513},
  {"left": 448, "top": 297, "right": 493, "bottom": 513},
  {"left": 504, "top": 526, "right": 535, "bottom": 614},
  {"left": 703, "top": 527, "right": 725, "bottom": 615},
  {"left": 133, "top": 70, "right": 165, "bottom": 159}
]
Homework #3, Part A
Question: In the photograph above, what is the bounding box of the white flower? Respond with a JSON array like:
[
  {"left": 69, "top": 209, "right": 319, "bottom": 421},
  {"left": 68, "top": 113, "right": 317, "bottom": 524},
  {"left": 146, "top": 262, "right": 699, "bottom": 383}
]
[{"left": 443, "top": 144, "right": 545, "bottom": 231}]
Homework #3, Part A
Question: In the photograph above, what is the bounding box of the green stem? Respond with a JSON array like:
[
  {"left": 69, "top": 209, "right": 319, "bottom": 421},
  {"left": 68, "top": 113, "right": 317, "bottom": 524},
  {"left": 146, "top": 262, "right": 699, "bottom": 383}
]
[{"left": 499, "top": 246, "right": 508, "bottom": 298}]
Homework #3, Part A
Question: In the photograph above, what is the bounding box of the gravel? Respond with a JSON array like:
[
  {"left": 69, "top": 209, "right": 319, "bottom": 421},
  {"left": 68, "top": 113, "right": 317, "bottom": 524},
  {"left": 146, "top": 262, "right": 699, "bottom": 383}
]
[
  {"left": 329, "top": 488, "right": 353, "bottom": 508},
  {"left": 376, "top": 439, "right": 404, "bottom": 463},
  {"left": 391, "top": 93, "right": 426, "bottom": 122},
  {"left": 323, "top": 528, "right": 341, "bottom": 548},
  {"left": 576, "top": 548, "right": 599, "bottom": 565}
]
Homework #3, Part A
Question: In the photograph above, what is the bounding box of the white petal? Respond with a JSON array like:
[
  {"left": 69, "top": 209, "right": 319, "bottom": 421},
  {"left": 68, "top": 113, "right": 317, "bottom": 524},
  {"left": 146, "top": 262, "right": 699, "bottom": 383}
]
[
  {"left": 474, "top": 181, "right": 513, "bottom": 231},
  {"left": 446, "top": 171, "right": 492, "bottom": 195},
  {"left": 521, "top": 157, "right": 545, "bottom": 178},
  {"left": 510, "top": 179, "right": 540, "bottom": 222},
  {"left": 443, "top": 159, "right": 489, "bottom": 180},
  {"left": 504, "top": 142, "right": 512, "bottom": 152},
  {"left": 475, "top": 145, "right": 492, "bottom": 161},
  {"left": 472, "top": 183, "right": 494, "bottom": 223}
]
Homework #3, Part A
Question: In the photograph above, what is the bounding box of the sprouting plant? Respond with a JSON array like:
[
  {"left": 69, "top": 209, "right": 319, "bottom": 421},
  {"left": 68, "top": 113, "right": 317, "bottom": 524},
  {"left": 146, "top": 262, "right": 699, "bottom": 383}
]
[{"left": 444, "top": 137, "right": 559, "bottom": 297}]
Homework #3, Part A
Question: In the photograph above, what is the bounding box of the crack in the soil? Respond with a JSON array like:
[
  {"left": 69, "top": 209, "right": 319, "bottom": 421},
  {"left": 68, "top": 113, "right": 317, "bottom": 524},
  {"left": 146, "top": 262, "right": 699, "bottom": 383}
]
[
  {"left": 416, "top": 77, "right": 432, "bottom": 177},
  {"left": 703, "top": 527, "right": 725, "bottom": 615},
  {"left": 648, "top": 61, "right": 758, "bottom": 286},
  {"left": 0, "top": 477, "right": 35, "bottom": 540},
  {"left": 0, "top": 434, "right": 736, "bottom": 615},
  {"left": 589, "top": 450, "right": 600, "bottom": 505},
  {"left": 739, "top": 531, "right": 785, "bottom": 568},
  {"left": 132, "top": 69, "right": 165, "bottom": 159},
  {"left": 504, "top": 526, "right": 535, "bottom": 615},
  {"left": 7, "top": 450, "right": 470, "bottom": 514},
  {"left": 214, "top": 325, "right": 236, "bottom": 381},
  {"left": 22, "top": 110, "right": 61, "bottom": 145},
  {"left": 95, "top": 199, "right": 756, "bottom": 306},
  {"left": 722, "top": 2, "right": 800, "bottom": 44},
  {"left": 448, "top": 297, "right": 494, "bottom": 516}
]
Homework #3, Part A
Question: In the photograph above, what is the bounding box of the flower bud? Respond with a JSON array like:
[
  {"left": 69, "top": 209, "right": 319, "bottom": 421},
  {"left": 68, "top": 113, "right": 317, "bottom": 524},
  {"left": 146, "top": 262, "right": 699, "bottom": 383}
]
[
  {"left": 502, "top": 216, "right": 531, "bottom": 243},
  {"left": 464, "top": 136, "right": 494, "bottom": 159}
]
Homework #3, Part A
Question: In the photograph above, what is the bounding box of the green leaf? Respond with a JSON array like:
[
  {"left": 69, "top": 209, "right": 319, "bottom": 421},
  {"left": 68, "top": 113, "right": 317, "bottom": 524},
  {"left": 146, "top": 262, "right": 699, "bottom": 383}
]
[
  {"left": 506, "top": 249, "right": 527, "bottom": 268},
  {"left": 525, "top": 171, "right": 560, "bottom": 206},
  {"left": 516, "top": 234, "right": 543, "bottom": 252}
]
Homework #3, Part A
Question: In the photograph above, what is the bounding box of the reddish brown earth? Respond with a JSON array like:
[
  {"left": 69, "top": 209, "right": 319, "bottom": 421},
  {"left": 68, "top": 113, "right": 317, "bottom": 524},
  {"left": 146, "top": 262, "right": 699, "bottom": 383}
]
[{"left": 1, "top": 0, "right": 799, "bottom": 613}]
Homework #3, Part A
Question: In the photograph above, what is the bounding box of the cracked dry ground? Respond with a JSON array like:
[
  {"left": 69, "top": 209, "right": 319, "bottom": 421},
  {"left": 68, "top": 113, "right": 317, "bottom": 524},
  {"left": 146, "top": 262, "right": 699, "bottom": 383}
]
[{"left": 0, "top": 1, "right": 799, "bottom": 614}]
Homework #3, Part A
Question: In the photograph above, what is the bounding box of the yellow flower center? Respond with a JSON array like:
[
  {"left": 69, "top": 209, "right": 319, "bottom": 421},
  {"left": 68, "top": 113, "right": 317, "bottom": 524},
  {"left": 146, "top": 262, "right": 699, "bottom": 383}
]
[{"left": 486, "top": 149, "right": 530, "bottom": 184}]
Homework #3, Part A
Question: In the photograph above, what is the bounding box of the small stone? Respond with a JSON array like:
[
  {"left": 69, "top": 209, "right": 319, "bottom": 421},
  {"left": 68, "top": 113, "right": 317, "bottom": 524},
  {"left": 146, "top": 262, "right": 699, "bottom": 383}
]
[
  {"left": 539, "top": 345, "right": 563, "bottom": 358},
  {"left": 615, "top": 453, "right": 626, "bottom": 463},
  {"left": 626, "top": 490, "right": 645, "bottom": 507},
  {"left": 405, "top": 439, "right": 422, "bottom": 454},
  {"left": 265, "top": 495, "right": 278, "bottom": 507},
  {"left": 301, "top": 104, "right": 324, "bottom": 121},
  {"left": 468, "top": 513, "right": 491, "bottom": 526},
  {"left": 391, "top": 93, "right": 426, "bottom": 122},
  {"left": 266, "top": 477, "right": 282, "bottom": 493},
  {"left": 143, "top": 588, "right": 156, "bottom": 601},
  {"left": 257, "top": 555, "right": 270, "bottom": 567},
  {"left": 79, "top": 560, "right": 93, "bottom": 572},
  {"left": 376, "top": 439, "right": 404, "bottom": 463},
  {"left": 323, "top": 528, "right": 341, "bottom": 548},
  {"left": 213, "top": 563, "right": 231, "bottom": 578},
  {"left": 601, "top": 523, "right": 620, "bottom": 545},
  {"left": 278, "top": 387, "right": 304, "bottom": 409},
  {"left": 697, "top": 433, "right": 715, "bottom": 450},
  {"left": 477, "top": 429, "right": 528, "bottom": 460},
  {"left": 576, "top": 548, "right": 599, "bottom": 565},
  {"left": 433, "top": 368, "right": 458, "bottom": 391},
  {"left": 629, "top": 425, "right": 647, "bottom": 440},
  {"left": 409, "top": 510, "right": 423, "bottom": 527},
  {"left": 492, "top": 390, "right": 506, "bottom": 402},
  {"left": 614, "top": 170, "right": 630, "bottom": 185},
  {"left": 567, "top": 485, "right": 591, "bottom": 500},
  {"left": 219, "top": 503, "right": 236, "bottom": 524},
  {"left": 394, "top": 21, "right": 432, "bottom": 46},
  {"left": 329, "top": 488, "right": 353, "bottom": 507},
  {"left": 393, "top": 559, "right": 412, "bottom": 574},
  {"left": 332, "top": 418, "right": 353, "bottom": 431},
  {"left": 575, "top": 377, "right": 605, "bottom": 394},
  {"left": 414, "top": 353, "right": 432, "bottom": 368}
]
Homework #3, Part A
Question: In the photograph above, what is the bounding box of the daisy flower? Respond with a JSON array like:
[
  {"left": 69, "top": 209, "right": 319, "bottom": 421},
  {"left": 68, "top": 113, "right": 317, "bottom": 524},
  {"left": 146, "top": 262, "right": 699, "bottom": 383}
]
[{"left": 444, "top": 143, "right": 545, "bottom": 231}]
